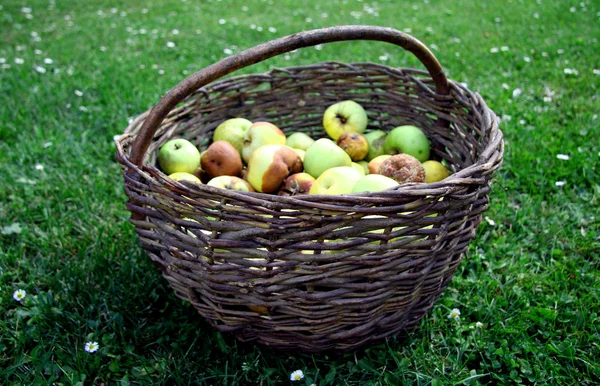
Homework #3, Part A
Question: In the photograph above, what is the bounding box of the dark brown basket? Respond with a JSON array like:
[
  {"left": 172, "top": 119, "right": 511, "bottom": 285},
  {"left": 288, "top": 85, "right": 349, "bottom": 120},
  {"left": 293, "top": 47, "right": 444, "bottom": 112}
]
[{"left": 115, "top": 26, "right": 503, "bottom": 353}]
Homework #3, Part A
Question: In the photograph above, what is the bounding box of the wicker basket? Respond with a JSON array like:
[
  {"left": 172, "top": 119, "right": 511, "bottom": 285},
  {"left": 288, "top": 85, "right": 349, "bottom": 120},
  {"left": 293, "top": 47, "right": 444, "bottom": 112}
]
[{"left": 115, "top": 26, "right": 503, "bottom": 353}]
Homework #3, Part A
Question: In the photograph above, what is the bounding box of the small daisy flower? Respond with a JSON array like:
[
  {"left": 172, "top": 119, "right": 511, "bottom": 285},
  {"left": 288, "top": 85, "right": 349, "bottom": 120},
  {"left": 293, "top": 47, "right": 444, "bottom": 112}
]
[
  {"left": 223, "top": 48, "right": 233, "bottom": 55},
  {"left": 512, "top": 88, "right": 522, "bottom": 98},
  {"left": 74, "top": 89, "right": 83, "bottom": 97},
  {"left": 268, "top": 27, "right": 276, "bottom": 33},
  {"left": 555, "top": 181, "right": 566, "bottom": 187},
  {"left": 172, "top": 29, "right": 179, "bottom": 35},
  {"left": 44, "top": 58, "right": 53, "bottom": 64},
  {"left": 501, "top": 46, "right": 509, "bottom": 51},
  {"left": 556, "top": 154, "right": 570, "bottom": 160},
  {"left": 490, "top": 47, "right": 499, "bottom": 53},
  {"left": 13, "top": 289, "right": 26, "bottom": 302},
  {"left": 593, "top": 69, "right": 600, "bottom": 75},
  {"left": 84, "top": 341, "right": 99, "bottom": 353},
  {"left": 447, "top": 308, "right": 461, "bottom": 320},
  {"left": 34, "top": 66, "right": 46, "bottom": 73},
  {"left": 476, "top": 321, "right": 484, "bottom": 328},
  {"left": 35, "top": 164, "right": 44, "bottom": 171},
  {"left": 485, "top": 216, "right": 496, "bottom": 226},
  {"left": 166, "top": 41, "right": 176, "bottom": 48},
  {"left": 15, "top": 58, "right": 25, "bottom": 64},
  {"left": 218, "top": 18, "right": 226, "bottom": 25},
  {"left": 290, "top": 370, "right": 304, "bottom": 382}
]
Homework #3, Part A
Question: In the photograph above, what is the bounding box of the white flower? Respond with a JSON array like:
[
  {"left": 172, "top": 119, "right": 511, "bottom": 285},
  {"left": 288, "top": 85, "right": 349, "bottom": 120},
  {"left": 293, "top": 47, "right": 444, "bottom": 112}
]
[
  {"left": 223, "top": 48, "right": 233, "bottom": 55},
  {"left": 43, "top": 141, "right": 53, "bottom": 148},
  {"left": 166, "top": 41, "right": 176, "bottom": 48},
  {"left": 21, "top": 7, "right": 32, "bottom": 13},
  {"left": 74, "top": 89, "right": 83, "bottom": 97},
  {"left": 512, "top": 88, "right": 522, "bottom": 98},
  {"left": 218, "top": 18, "right": 226, "bottom": 25},
  {"left": 447, "top": 308, "right": 461, "bottom": 320},
  {"left": 523, "top": 56, "right": 531, "bottom": 63},
  {"left": 15, "top": 58, "right": 25, "bottom": 64},
  {"left": 305, "top": 17, "right": 312, "bottom": 23},
  {"left": 172, "top": 29, "right": 179, "bottom": 35},
  {"left": 555, "top": 181, "right": 566, "bottom": 187},
  {"left": 35, "top": 66, "right": 46, "bottom": 73},
  {"left": 556, "top": 154, "right": 570, "bottom": 160},
  {"left": 84, "top": 341, "right": 99, "bottom": 353},
  {"left": 268, "top": 27, "right": 276, "bottom": 33},
  {"left": 35, "top": 164, "right": 44, "bottom": 171},
  {"left": 501, "top": 46, "right": 509, "bottom": 51},
  {"left": 564, "top": 68, "right": 578, "bottom": 75},
  {"left": 485, "top": 216, "right": 496, "bottom": 226},
  {"left": 250, "top": 24, "right": 256, "bottom": 29},
  {"left": 0, "top": 58, "right": 5, "bottom": 64},
  {"left": 290, "top": 370, "right": 304, "bottom": 382},
  {"left": 379, "top": 54, "right": 388, "bottom": 61},
  {"left": 490, "top": 47, "right": 499, "bottom": 53},
  {"left": 13, "top": 289, "right": 26, "bottom": 302},
  {"left": 476, "top": 321, "right": 484, "bottom": 328},
  {"left": 44, "top": 58, "right": 53, "bottom": 64},
  {"left": 314, "top": 44, "right": 323, "bottom": 51},
  {"left": 593, "top": 69, "right": 600, "bottom": 75}
]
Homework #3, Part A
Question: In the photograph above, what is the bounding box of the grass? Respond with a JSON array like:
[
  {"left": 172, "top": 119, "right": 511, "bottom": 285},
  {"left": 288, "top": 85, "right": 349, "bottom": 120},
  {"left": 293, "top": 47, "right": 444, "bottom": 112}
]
[{"left": 1, "top": 0, "right": 599, "bottom": 384}]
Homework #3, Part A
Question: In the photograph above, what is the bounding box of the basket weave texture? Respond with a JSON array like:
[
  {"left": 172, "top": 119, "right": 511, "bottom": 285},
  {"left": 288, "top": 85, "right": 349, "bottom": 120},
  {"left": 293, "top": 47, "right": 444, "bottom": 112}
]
[{"left": 115, "top": 27, "right": 503, "bottom": 353}]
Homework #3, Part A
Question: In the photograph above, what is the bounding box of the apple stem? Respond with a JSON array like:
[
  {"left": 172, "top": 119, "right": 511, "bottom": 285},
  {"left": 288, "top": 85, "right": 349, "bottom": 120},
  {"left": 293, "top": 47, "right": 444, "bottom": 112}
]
[{"left": 336, "top": 114, "right": 347, "bottom": 124}]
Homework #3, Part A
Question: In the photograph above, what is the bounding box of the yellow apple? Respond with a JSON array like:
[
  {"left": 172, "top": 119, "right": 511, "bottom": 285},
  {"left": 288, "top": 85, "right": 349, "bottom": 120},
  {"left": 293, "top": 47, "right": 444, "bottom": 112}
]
[
  {"left": 246, "top": 144, "right": 303, "bottom": 193},
  {"left": 422, "top": 160, "right": 450, "bottom": 183},
  {"left": 308, "top": 166, "right": 363, "bottom": 195},
  {"left": 322, "top": 100, "right": 368, "bottom": 140}
]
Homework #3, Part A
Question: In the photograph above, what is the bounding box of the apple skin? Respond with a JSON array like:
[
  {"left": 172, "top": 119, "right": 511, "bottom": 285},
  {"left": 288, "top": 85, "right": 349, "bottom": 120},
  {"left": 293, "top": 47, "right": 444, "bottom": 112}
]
[
  {"left": 201, "top": 140, "right": 243, "bottom": 178},
  {"left": 322, "top": 100, "right": 368, "bottom": 141},
  {"left": 303, "top": 138, "right": 352, "bottom": 178},
  {"left": 158, "top": 138, "right": 201, "bottom": 175},
  {"left": 422, "top": 160, "right": 450, "bottom": 183},
  {"left": 308, "top": 166, "right": 363, "bottom": 195},
  {"left": 286, "top": 132, "right": 315, "bottom": 151},
  {"left": 368, "top": 154, "right": 392, "bottom": 174},
  {"left": 351, "top": 162, "right": 366, "bottom": 176},
  {"left": 242, "top": 122, "right": 287, "bottom": 164},
  {"left": 246, "top": 144, "right": 303, "bottom": 193},
  {"left": 357, "top": 160, "right": 370, "bottom": 175},
  {"left": 293, "top": 148, "right": 306, "bottom": 162},
  {"left": 207, "top": 175, "right": 255, "bottom": 192},
  {"left": 337, "top": 132, "right": 369, "bottom": 161},
  {"left": 383, "top": 125, "right": 431, "bottom": 162},
  {"left": 168, "top": 172, "right": 202, "bottom": 184},
  {"left": 364, "top": 130, "right": 387, "bottom": 161},
  {"left": 379, "top": 154, "right": 426, "bottom": 184},
  {"left": 351, "top": 174, "right": 399, "bottom": 193},
  {"left": 278, "top": 172, "right": 316, "bottom": 196},
  {"left": 213, "top": 118, "right": 253, "bottom": 156}
]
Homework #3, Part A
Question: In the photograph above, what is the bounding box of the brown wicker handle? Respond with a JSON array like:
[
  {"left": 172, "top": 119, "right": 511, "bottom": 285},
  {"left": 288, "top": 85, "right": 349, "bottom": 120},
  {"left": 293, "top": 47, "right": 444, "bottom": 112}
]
[{"left": 129, "top": 25, "right": 450, "bottom": 166}]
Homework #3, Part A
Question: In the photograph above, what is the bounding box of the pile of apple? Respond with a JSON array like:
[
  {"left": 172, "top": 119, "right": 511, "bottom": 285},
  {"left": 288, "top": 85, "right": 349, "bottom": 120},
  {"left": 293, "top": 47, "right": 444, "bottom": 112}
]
[{"left": 157, "top": 100, "right": 450, "bottom": 196}]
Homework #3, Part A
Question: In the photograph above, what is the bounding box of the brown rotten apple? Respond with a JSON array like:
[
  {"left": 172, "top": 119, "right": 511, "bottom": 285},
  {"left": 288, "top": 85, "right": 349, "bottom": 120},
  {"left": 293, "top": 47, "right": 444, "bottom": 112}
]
[
  {"left": 378, "top": 154, "right": 426, "bottom": 184},
  {"left": 246, "top": 144, "right": 303, "bottom": 193},
  {"left": 337, "top": 132, "right": 369, "bottom": 161},
  {"left": 201, "top": 140, "right": 243, "bottom": 178},
  {"left": 278, "top": 173, "right": 316, "bottom": 196}
]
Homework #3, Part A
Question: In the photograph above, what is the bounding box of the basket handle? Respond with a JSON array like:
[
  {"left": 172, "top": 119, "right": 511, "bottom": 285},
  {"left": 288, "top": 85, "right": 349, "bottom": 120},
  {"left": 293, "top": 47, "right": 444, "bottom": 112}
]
[{"left": 129, "top": 25, "right": 450, "bottom": 166}]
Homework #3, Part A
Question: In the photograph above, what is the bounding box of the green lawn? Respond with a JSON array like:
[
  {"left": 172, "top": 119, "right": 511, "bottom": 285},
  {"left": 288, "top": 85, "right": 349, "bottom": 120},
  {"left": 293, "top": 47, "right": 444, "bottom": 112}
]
[{"left": 1, "top": 0, "right": 599, "bottom": 384}]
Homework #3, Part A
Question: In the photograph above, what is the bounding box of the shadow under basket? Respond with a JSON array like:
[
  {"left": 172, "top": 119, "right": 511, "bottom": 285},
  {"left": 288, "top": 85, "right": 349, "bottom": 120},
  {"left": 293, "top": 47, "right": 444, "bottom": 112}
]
[{"left": 115, "top": 26, "right": 504, "bottom": 353}]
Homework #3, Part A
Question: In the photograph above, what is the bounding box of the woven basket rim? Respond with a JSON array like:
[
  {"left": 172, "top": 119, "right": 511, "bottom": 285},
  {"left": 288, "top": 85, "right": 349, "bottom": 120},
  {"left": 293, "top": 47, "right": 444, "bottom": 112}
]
[{"left": 116, "top": 61, "right": 502, "bottom": 207}]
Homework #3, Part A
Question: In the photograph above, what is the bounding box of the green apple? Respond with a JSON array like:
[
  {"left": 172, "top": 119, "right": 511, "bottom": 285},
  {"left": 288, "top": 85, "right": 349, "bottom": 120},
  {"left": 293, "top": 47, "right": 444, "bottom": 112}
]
[
  {"left": 158, "top": 138, "right": 201, "bottom": 175},
  {"left": 422, "top": 160, "right": 450, "bottom": 183},
  {"left": 357, "top": 160, "right": 370, "bottom": 175},
  {"left": 337, "top": 132, "right": 369, "bottom": 161},
  {"left": 351, "top": 174, "right": 398, "bottom": 193},
  {"left": 168, "top": 172, "right": 202, "bottom": 184},
  {"left": 383, "top": 125, "right": 430, "bottom": 162},
  {"left": 364, "top": 130, "right": 387, "bottom": 161},
  {"left": 242, "top": 121, "right": 287, "bottom": 164},
  {"left": 308, "top": 166, "right": 363, "bottom": 195},
  {"left": 213, "top": 118, "right": 253, "bottom": 156},
  {"left": 246, "top": 144, "right": 303, "bottom": 193},
  {"left": 293, "top": 148, "right": 306, "bottom": 161},
  {"left": 322, "top": 100, "right": 368, "bottom": 140},
  {"left": 207, "top": 175, "right": 255, "bottom": 191},
  {"left": 286, "top": 132, "right": 315, "bottom": 151},
  {"left": 351, "top": 162, "right": 366, "bottom": 176},
  {"left": 303, "top": 138, "right": 352, "bottom": 178}
]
